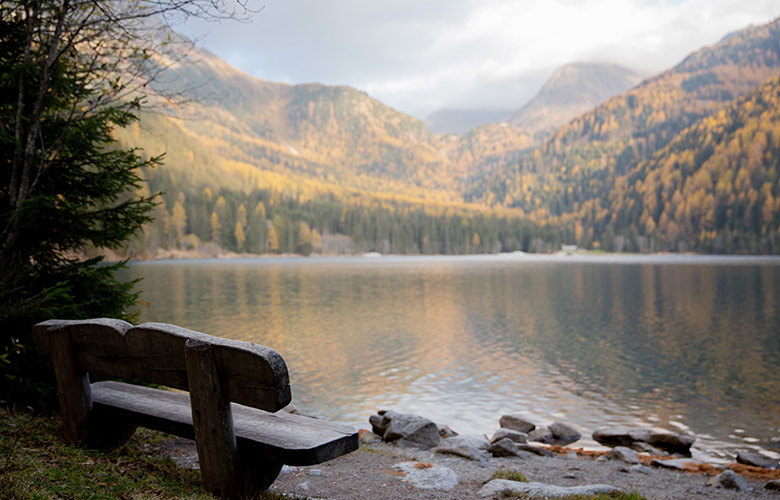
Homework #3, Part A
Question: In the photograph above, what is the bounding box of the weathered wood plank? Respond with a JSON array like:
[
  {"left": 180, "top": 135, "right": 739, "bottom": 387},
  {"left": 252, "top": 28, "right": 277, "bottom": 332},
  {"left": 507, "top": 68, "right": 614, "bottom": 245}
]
[
  {"left": 34, "top": 320, "right": 292, "bottom": 411},
  {"left": 45, "top": 322, "right": 93, "bottom": 444},
  {"left": 185, "top": 339, "right": 240, "bottom": 499},
  {"left": 91, "top": 381, "right": 359, "bottom": 465}
]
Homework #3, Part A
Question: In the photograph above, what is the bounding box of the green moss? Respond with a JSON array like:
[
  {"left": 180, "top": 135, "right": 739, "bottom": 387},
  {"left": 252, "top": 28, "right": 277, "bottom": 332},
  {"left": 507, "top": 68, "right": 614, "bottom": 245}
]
[{"left": 491, "top": 468, "right": 528, "bottom": 482}]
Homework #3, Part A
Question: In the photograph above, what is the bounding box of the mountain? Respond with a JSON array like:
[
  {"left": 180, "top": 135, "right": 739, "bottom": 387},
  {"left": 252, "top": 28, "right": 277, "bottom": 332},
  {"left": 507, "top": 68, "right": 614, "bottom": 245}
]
[
  {"left": 113, "top": 17, "right": 780, "bottom": 257},
  {"left": 508, "top": 62, "right": 643, "bottom": 133},
  {"left": 115, "top": 47, "right": 541, "bottom": 257},
  {"left": 140, "top": 49, "right": 459, "bottom": 201},
  {"left": 469, "top": 18, "right": 780, "bottom": 218},
  {"left": 465, "top": 17, "right": 780, "bottom": 253},
  {"left": 424, "top": 108, "right": 513, "bottom": 135}
]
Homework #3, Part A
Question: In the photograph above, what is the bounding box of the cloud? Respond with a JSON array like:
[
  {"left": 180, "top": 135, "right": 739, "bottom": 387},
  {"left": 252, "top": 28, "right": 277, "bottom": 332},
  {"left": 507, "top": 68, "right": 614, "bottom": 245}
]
[{"left": 180, "top": 0, "right": 779, "bottom": 118}]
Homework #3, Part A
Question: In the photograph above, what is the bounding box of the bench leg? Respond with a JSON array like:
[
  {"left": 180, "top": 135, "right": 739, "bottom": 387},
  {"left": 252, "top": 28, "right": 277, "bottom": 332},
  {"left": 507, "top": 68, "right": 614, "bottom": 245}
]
[
  {"left": 238, "top": 457, "right": 283, "bottom": 495},
  {"left": 85, "top": 403, "right": 139, "bottom": 451},
  {"left": 185, "top": 339, "right": 241, "bottom": 499}
]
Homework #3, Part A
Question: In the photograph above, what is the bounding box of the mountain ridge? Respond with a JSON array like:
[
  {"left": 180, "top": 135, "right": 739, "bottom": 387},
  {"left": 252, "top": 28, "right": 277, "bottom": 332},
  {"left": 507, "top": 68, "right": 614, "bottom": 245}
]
[
  {"left": 509, "top": 62, "right": 644, "bottom": 133},
  {"left": 116, "top": 17, "right": 780, "bottom": 256}
]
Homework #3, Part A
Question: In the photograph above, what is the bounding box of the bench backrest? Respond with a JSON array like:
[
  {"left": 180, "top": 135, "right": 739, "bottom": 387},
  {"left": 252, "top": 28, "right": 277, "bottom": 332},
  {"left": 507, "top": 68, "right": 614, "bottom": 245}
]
[{"left": 33, "top": 318, "right": 292, "bottom": 412}]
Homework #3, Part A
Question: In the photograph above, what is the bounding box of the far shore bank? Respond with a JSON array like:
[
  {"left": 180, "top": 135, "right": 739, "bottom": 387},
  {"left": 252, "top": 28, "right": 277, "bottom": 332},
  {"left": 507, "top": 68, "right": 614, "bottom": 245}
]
[{"left": 106, "top": 247, "right": 780, "bottom": 264}]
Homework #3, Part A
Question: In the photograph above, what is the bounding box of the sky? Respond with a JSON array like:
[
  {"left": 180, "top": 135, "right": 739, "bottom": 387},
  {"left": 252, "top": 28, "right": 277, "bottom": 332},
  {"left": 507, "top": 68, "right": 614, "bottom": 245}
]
[{"left": 180, "top": 0, "right": 780, "bottom": 119}]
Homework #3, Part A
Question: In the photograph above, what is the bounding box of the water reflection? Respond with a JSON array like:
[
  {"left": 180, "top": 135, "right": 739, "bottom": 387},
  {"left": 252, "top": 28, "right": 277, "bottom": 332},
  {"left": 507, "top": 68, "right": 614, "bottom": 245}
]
[{"left": 120, "top": 256, "right": 780, "bottom": 462}]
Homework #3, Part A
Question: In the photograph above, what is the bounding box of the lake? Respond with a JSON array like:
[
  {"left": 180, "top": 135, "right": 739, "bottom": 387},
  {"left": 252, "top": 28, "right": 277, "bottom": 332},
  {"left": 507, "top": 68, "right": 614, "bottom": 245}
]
[{"left": 118, "top": 254, "right": 780, "bottom": 463}]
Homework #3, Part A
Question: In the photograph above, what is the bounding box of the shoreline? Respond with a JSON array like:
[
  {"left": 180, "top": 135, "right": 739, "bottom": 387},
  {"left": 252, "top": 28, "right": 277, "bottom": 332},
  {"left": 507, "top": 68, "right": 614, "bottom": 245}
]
[
  {"left": 117, "top": 249, "right": 780, "bottom": 265},
  {"left": 148, "top": 424, "right": 780, "bottom": 500}
]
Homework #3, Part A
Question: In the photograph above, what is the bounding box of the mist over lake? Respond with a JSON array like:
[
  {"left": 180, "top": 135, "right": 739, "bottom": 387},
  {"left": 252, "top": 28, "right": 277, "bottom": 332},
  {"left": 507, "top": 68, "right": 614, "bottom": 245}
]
[{"left": 119, "top": 254, "right": 780, "bottom": 463}]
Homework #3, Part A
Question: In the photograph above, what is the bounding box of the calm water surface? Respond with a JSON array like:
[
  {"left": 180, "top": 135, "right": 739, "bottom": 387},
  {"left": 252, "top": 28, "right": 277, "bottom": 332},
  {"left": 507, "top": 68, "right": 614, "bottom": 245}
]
[{"left": 119, "top": 255, "right": 780, "bottom": 462}]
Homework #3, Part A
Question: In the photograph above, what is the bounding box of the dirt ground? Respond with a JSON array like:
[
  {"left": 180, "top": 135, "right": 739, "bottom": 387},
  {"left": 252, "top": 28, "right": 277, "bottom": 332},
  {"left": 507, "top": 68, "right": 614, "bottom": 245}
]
[{"left": 148, "top": 436, "right": 780, "bottom": 499}]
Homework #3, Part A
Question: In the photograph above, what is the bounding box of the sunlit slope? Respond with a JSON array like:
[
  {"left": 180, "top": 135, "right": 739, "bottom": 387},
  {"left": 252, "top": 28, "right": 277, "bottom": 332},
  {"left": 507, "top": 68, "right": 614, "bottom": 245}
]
[
  {"left": 605, "top": 76, "right": 780, "bottom": 252},
  {"left": 469, "top": 18, "right": 780, "bottom": 215},
  {"left": 131, "top": 49, "right": 460, "bottom": 202}
]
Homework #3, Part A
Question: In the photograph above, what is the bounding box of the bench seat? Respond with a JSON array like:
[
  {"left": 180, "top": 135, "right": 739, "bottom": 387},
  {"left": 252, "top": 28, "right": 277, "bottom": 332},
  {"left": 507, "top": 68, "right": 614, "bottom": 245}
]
[{"left": 92, "top": 380, "right": 357, "bottom": 466}]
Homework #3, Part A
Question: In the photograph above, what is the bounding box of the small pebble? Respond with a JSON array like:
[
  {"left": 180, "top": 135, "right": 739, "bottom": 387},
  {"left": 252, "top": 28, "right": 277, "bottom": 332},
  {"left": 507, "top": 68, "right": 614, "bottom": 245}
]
[
  {"left": 298, "top": 482, "right": 310, "bottom": 492},
  {"left": 280, "top": 465, "right": 297, "bottom": 475},
  {"left": 309, "top": 469, "right": 322, "bottom": 476},
  {"left": 630, "top": 465, "right": 652, "bottom": 475}
]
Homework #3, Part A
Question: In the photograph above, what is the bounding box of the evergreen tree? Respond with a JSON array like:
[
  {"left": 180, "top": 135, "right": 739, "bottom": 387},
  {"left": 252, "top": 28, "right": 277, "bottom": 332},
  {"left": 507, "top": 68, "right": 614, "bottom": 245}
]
[{"left": 0, "top": 0, "right": 252, "bottom": 403}]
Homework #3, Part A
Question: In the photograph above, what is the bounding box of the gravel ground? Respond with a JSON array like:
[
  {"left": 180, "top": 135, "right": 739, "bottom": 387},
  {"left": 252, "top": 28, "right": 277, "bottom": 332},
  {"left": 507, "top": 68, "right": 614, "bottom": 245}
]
[{"left": 149, "top": 437, "right": 780, "bottom": 499}]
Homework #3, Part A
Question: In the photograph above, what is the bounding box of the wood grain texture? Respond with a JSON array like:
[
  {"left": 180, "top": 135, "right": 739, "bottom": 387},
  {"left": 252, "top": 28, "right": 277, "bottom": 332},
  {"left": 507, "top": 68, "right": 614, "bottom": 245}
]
[
  {"left": 34, "top": 320, "right": 292, "bottom": 411},
  {"left": 185, "top": 339, "right": 240, "bottom": 499},
  {"left": 91, "top": 381, "right": 359, "bottom": 465},
  {"left": 45, "top": 322, "right": 93, "bottom": 444}
]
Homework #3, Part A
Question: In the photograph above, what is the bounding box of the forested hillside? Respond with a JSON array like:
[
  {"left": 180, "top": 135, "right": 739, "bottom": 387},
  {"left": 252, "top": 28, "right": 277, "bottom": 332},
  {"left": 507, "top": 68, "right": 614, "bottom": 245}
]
[
  {"left": 114, "top": 17, "right": 780, "bottom": 257},
  {"left": 595, "top": 76, "right": 780, "bottom": 253},
  {"left": 115, "top": 47, "right": 554, "bottom": 257},
  {"left": 469, "top": 19, "right": 780, "bottom": 224}
]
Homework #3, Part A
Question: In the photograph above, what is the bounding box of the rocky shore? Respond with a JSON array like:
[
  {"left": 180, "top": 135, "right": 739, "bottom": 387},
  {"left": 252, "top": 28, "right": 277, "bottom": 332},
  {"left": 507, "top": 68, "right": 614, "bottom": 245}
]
[{"left": 150, "top": 409, "right": 780, "bottom": 499}]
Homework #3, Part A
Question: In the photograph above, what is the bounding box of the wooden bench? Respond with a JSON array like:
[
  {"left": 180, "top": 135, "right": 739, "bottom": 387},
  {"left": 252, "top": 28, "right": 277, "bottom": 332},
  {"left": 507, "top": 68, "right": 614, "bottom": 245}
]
[{"left": 33, "top": 318, "right": 358, "bottom": 499}]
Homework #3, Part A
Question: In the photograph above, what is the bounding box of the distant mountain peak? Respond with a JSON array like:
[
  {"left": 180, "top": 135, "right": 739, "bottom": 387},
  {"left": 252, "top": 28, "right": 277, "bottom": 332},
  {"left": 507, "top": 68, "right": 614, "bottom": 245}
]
[{"left": 509, "top": 62, "right": 644, "bottom": 133}]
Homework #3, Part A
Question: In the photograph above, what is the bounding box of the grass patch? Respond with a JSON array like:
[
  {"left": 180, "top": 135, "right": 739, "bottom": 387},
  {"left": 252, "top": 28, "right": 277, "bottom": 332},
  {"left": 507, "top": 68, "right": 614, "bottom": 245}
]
[
  {"left": 0, "top": 407, "right": 303, "bottom": 500},
  {"left": 491, "top": 468, "right": 528, "bottom": 482}
]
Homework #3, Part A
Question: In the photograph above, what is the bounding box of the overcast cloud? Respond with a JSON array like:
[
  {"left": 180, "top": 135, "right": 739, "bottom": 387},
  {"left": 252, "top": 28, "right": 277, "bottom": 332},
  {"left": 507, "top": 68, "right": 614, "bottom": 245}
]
[{"left": 180, "top": 0, "right": 780, "bottom": 118}]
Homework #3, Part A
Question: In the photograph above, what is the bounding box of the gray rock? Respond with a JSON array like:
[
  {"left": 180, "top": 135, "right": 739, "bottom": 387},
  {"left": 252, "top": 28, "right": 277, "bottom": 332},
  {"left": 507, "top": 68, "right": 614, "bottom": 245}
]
[
  {"left": 651, "top": 458, "right": 701, "bottom": 470},
  {"left": 550, "top": 422, "right": 581, "bottom": 445},
  {"left": 766, "top": 479, "right": 780, "bottom": 490},
  {"left": 452, "top": 434, "right": 491, "bottom": 450},
  {"left": 630, "top": 441, "right": 667, "bottom": 455},
  {"left": 393, "top": 461, "right": 459, "bottom": 491},
  {"left": 528, "top": 426, "right": 555, "bottom": 444},
  {"left": 566, "top": 451, "right": 579, "bottom": 460},
  {"left": 563, "top": 472, "right": 579, "bottom": 479},
  {"left": 308, "top": 469, "right": 322, "bottom": 476},
  {"left": 709, "top": 470, "right": 750, "bottom": 491},
  {"left": 490, "top": 428, "right": 528, "bottom": 444},
  {"left": 477, "top": 479, "right": 621, "bottom": 498},
  {"left": 596, "top": 456, "right": 608, "bottom": 463},
  {"left": 606, "top": 446, "right": 640, "bottom": 464},
  {"left": 359, "top": 430, "right": 382, "bottom": 444},
  {"left": 369, "top": 413, "right": 389, "bottom": 436},
  {"left": 736, "top": 451, "right": 779, "bottom": 469},
  {"left": 593, "top": 426, "right": 694, "bottom": 454},
  {"left": 297, "top": 482, "right": 310, "bottom": 492},
  {"left": 649, "top": 431, "right": 695, "bottom": 454},
  {"left": 592, "top": 426, "right": 652, "bottom": 447},
  {"left": 517, "top": 443, "right": 556, "bottom": 457},
  {"left": 382, "top": 411, "right": 441, "bottom": 449},
  {"left": 630, "top": 464, "right": 653, "bottom": 475},
  {"left": 434, "top": 437, "right": 491, "bottom": 464},
  {"left": 489, "top": 437, "right": 521, "bottom": 457},
  {"left": 280, "top": 465, "right": 297, "bottom": 475},
  {"left": 499, "top": 415, "right": 535, "bottom": 433}
]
